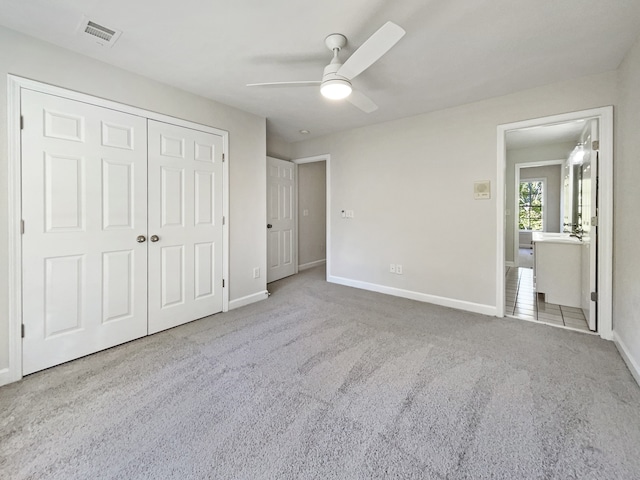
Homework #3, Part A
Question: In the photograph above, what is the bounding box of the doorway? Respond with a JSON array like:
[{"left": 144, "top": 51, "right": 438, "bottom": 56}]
[{"left": 496, "top": 107, "right": 613, "bottom": 340}]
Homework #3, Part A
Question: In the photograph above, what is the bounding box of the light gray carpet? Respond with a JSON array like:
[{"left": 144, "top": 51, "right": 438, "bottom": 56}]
[{"left": 1, "top": 266, "right": 640, "bottom": 479}]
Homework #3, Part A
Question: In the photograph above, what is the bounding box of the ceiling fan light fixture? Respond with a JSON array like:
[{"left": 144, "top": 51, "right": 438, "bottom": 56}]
[{"left": 321, "top": 79, "right": 352, "bottom": 100}]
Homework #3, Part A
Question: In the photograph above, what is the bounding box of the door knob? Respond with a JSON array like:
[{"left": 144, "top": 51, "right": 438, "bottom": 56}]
[
  {"left": 267, "top": 224, "right": 272, "bottom": 229},
  {"left": 150, "top": 235, "right": 160, "bottom": 242},
  {"left": 136, "top": 235, "right": 146, "bottom": 243}
]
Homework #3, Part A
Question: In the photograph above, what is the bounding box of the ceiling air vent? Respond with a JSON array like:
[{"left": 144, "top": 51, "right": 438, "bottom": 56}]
[{"left": 77, "top": 17, "right": 122, "bottom": 47}]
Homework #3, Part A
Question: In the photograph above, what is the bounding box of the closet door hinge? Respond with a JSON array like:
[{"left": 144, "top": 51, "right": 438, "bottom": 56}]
[
  {"left": 222, "top": 279, "right": 225, "bottom": 288},
  {"left": 222, "top": 216, "right": 225, "bottom": 225},
  {"left": 222, "top": 153, "right": 225, "bottom": 162},
  {"left": 20, "top": 115, "right": 24, "bottom": 130},
  {"left": 21, "top": 324, "right": 25, "bottom": 338},
  {"left": 592, "top": 140, "right": 599, "bottom": 151},
  {"left": 590, "top": 292, "right": 598, "bottom": 302},
  {"left": 591, "top": 216, "right": 598, "bottom": 227},
  {"left": 21, "top": 219, "right": 24, "bottom": 234}
]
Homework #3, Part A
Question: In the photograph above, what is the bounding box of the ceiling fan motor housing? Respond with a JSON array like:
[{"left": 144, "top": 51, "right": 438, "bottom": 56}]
[{"left": 321, "top": 63, "right": 352, "bottom": 99}]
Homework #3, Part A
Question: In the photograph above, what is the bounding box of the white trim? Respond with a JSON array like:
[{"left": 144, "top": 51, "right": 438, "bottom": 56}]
[
  {"left": 497, "top": 106, "right": 614, "bottom": 341},
  {"left": 222, "top": 132, "right": 230, "bottom": 312},
  {"left": 293, "top": 154, "right": 328, "bottom": 164},
  {"left": 505, "top": 261, "right": 515, "bottom": 268},
  {"left": 328, "top": 275, "right": 497, "bottom": 316},
  {"left": 3, "top": 77, "right": 23, "bottom": 387},
  {"left": 613, "top": 331, "right": 640, "bottom": 387},
  {"left": 505, "top": 314, "right": 598, "bottom": 335},
  {"left": 5, "top": 75, "right": 231, "bottom": 385},
  {"left": 228, "top": 290, "right": 269, "bottom": 310},
  {"left": 299, "top": 259, "right": 326, "bottom": 271},
  {"left": 293, "top": 154, "right": 331, "bottom": 279}
]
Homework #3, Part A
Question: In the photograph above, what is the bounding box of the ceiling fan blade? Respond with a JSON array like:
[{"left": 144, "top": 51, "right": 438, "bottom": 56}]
[
  {"left": 246, "top": 81, "right": 321, "bottom": 88},
  {"left": 337, "top": 21, "right": 406, "bottom": 81},
  {"left": 347, "top": 90, "right": 378, "bottom": 113}
]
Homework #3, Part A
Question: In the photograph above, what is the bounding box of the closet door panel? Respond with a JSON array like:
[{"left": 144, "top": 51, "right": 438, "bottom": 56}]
[
  {"left": 147, "top": 120, "right": 224, "bottom": 333},
  {"left": 21, "top": 90, "right": 148, "bottom": 375}
]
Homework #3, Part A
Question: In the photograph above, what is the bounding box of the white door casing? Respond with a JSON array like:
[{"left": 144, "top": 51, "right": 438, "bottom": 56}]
[
  {"left": 147, "top": 120, "right": 224, "bottom": 333},
  {"left": 21, "top": 89, "right": 148, "bottom": 375},
  {"left": 267, "top": 157, "right": 297, "bottom": 283}
]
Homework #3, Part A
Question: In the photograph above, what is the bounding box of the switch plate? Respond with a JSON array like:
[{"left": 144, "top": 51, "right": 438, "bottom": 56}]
[
  {"left": 303, "top": 209, "right": 309, "bottom": 216},
  {"left": 346, "top": 210, "right": 354, "bottom": 218},
  {"left": 396, "top": 264, "right": 403, "bottom": 275},
  {"left": 390, "top": 264, "right": 396, "bottom": 273},
  {"left": 253, "top": 267, "right": 260, "bottom": 279}
]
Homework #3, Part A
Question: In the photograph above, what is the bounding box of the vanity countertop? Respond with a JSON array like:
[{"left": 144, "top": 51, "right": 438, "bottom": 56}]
[{"left": 532, "top": 232, "right": 582, "bottom": 244}]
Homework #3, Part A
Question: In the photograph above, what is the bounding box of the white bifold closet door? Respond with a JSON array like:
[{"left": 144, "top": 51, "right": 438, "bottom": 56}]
[
  {"left": 21, "top": 91, "right": 224, "bottom": 375},
  {"left": 21, "top": 90, "right": 149, "bottom": 375},
  {"left": 147, "top": 120, "right": 223, "bottom": 333}
]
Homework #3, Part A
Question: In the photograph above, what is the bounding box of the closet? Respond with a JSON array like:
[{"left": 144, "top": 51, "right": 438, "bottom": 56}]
[{"left": 20, "top": 89, "right": 224, "bottom": 374}]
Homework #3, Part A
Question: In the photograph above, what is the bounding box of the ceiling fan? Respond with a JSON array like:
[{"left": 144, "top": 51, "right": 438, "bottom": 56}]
[{"left": 247, "top": 21, "right": 406, "bottom": 113}]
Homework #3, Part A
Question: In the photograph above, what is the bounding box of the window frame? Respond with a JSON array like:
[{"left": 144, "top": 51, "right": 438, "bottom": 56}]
[{"left": 518, "top": 177, "right": 547, "bottom": 232}]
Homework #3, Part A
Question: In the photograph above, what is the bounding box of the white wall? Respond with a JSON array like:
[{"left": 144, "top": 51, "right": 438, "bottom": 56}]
[
  {"left": 291, "top": 72, "right": 616, "bottom": 312},
  {"left": 0, "top": 27, "right": 267, "bottom": 372},
  {"left": 298, "top": 162, "right": 326, "bottom": 266},
  {"left": 267, "top": 135, "right": 292, "bottom": 160},
  {"left": 614, "top": 32, "right": 640, "bottom": 380}
]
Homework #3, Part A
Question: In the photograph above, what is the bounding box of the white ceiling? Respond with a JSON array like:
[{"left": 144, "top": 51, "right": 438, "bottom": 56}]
[
  {"left": 1, "top": 0, "right": 639, "bottom": 143},
  {"left": 506, "top": 119, "right": 586, "bottom": 150}
]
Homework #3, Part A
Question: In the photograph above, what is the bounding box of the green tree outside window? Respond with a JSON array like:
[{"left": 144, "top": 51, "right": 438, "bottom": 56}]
[{"left": 519, "top": 180, "right": 543, "bottom": 231}]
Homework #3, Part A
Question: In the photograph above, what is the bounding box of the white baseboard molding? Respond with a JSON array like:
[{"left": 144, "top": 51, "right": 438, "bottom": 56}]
[
  {"left": 298, "top": 259, "right": 326, "bottom": 271},
  {"left": 0, "top": 367, "right": 19, "bottom": 387},
  {"left": 229, "top": 290, "right": 269, "bottom": 310},
  {"left": 519, "top": 244, "right": 533, "bottom": 249},
  {"left": 327, "top": 275, "right": 497, "bottom": 317},
  {"left": 613, "top": 331, "right": 640, "bottom": 387}
]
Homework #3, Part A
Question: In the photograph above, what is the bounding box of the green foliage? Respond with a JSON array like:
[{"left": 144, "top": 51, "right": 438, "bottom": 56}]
[{"left": 519, "top": 181, "right": 543, "bottom": 231}]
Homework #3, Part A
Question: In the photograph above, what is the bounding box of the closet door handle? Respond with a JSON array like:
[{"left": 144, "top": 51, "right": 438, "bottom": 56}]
[
  {"left": 267, "top": 224, "right": 272, "bottom": 229},
  {"left": 150, "top": 235, "right": 160, "bottom": 242},
  {"left": 136, "top": 235, "right": 146, "bottom": 243}
]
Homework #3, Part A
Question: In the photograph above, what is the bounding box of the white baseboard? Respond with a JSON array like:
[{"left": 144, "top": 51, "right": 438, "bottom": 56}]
[
  {"left": 613, "top": 331, "right": 640, "bottom": 387},
  {"left": 327, "top": 275, "right": 497, "bottom": 317},
  {"left": 0, "top": 367, "right": 20, "bottom": 387},
  {"left": 299, "top": 259, "right": 326, "bottom": 271},
  {"left": 229, "top": 290, "right": 269, "bottom": 310}
]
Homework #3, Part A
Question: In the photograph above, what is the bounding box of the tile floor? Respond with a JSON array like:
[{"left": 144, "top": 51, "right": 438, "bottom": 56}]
[{"left": 505, "top": 267, "right": 591, "bottom": 332}]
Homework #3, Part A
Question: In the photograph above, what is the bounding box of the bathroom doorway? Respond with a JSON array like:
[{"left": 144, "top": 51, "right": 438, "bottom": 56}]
[{"left": 497, "top": 107, "right": 613, "bottom": 340}]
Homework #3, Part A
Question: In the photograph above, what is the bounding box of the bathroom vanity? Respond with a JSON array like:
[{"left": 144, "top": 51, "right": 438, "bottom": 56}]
[{"left": 532, "top": 232, "right": 582, "bottom": 307}]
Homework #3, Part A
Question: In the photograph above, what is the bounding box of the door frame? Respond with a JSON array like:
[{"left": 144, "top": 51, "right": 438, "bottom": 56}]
[
  {"left": 513, "top": 159, "right": 565, "bottom": 267},
  {"left": 5, "top": 75, "right": 230, "bottom": 386},
  {"left": 292, "top": 154, "right": 331, "bottom": 279},
  {"left": 496, "top": 106, "right": 613, "bottom": 340}
]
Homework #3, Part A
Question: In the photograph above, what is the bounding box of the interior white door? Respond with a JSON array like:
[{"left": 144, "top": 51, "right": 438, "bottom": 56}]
[
  {"left": 147, "top": 120, "right": 224, "bottom": 333},
  {"left": 267, "top": 156, "right": 296, "bottom": 283},
  {"left": 21, "top": 89, "right": 148, "bottom": 375},
  {"left": 579, "top": 119, "right": 598, "bottom": 331}
]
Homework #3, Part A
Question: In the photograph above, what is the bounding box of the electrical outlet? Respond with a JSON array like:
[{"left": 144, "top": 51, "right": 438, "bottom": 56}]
[
  {"left": 396, "top": 264, "right": 403, "bottom": 274},
  {"left": 303, "top": 209, "right": 309, "bottom": 216},
  {"left": 390, "top": 264, "right": 396, "bottom": 273},
  {"left": 253, "top": 267, "right": 260, "bottom": 279},
  {"left": 346, "top": 210, "right": 354, "bottom": 218}
]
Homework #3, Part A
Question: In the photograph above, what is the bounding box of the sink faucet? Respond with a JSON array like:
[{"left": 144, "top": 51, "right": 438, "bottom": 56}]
[{"left": 570, "top": 226, "right": 584, "bottom": 240}]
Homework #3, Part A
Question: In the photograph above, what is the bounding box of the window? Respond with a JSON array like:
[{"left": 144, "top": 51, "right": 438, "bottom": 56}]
[{"left": 519, "top": 180, "right": 544, "bottom": 231}]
